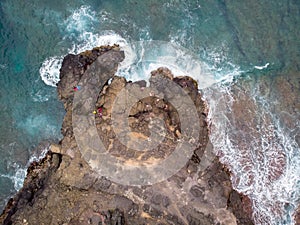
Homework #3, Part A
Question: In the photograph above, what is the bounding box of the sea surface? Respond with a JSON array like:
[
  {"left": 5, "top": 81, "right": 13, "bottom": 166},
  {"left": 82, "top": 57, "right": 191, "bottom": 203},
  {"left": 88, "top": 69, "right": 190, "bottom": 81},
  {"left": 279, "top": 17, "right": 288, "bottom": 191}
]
[{"left": 0, "top": 0, "right": 299, "bottom": 224}]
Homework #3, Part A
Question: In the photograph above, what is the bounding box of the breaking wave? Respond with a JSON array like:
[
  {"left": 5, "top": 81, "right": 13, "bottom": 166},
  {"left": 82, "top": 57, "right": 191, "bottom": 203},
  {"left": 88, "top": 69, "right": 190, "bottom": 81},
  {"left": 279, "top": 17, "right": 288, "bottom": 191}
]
[
  {"left": 203, "top": 79, "right": 300, "bottom": 225},
  {"left": 39, "top": 6, "right": 131, "bottom": 87},
  {"left": 0, "top": 145, "right": 49, "bottom": 191},
  {"left": 37, "top": 4, "right": 300, "bottom": 225}
]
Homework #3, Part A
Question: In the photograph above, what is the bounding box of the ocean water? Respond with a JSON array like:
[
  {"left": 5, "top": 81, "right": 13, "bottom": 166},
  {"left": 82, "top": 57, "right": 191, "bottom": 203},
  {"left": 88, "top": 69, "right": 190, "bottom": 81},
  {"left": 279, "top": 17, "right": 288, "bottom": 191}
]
[{"left": 0, "top": 0, "right": 299, "bottom": 224}]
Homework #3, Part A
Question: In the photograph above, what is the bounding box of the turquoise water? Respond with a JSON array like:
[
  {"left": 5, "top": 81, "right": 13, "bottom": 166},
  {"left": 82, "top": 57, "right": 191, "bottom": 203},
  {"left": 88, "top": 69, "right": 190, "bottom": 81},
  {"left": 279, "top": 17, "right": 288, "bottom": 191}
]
[{"left": 0, "top": 0, "right": 299, "bottom": 224}]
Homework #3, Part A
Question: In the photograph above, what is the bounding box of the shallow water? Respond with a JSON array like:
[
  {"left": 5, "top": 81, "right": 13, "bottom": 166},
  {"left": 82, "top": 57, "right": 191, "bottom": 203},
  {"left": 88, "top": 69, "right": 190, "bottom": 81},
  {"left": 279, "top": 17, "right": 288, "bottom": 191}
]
[
  {"left": 203, "top": 71, "right": 300, "bottom": 224},
  {"left": 0, "top": 0, "right": 299, "bottom": 223}
]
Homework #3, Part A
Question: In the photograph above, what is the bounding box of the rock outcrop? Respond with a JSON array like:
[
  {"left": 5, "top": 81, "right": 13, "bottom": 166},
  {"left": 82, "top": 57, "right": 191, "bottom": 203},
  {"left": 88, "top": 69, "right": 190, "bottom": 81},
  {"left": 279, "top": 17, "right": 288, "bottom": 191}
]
[
  {"left": 295, "top": 206, "right": 300, "bottom": 225},
  {"left": 0, "top": 46, "right": 254, "bottom": 225}
]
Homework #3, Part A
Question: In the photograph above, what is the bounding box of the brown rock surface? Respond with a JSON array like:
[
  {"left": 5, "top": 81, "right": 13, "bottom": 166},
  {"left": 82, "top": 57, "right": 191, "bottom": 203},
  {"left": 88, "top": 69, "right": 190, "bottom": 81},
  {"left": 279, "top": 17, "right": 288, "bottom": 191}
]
[
  {"left": 0, "top": 46, "right": 254, "bottom": 225},
  {"left": 294, "top": 205, "right": 300, "bottom": 225}
]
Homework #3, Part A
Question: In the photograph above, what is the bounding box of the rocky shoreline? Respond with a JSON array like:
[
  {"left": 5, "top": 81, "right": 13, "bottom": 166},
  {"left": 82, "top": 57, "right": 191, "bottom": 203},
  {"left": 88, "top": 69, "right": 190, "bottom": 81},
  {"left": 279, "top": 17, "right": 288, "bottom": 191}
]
[{"left": 0, "top": 46, "right": 254, "bottom": 225}]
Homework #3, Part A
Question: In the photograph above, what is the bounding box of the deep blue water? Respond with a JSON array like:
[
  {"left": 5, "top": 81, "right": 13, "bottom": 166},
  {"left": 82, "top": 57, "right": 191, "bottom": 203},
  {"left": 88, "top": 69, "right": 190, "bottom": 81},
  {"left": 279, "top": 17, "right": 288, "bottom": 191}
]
[{"left": 0, "top": 0, "right": 299, "bottom": 224}]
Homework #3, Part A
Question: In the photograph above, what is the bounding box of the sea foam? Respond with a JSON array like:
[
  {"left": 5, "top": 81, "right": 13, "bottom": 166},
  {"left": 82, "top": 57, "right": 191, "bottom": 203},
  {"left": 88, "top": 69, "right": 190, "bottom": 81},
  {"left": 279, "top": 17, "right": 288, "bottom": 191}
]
[
  {"left": 38, "top": 5, "right": 300, "bottom": 225},
  {"left": 39, "top": 6, "right": 132, "bottom": 87},
  {"left": 0, "top": 145, "right": 49, "bottom": 191},
  {"left": 203, "top": 80, "right": 300, "bottom": 225},
  {"left": 39, "top": 56, "right": 63, "bottom": 87},
  {"left": 254, "top": 63, "right": 270, "bottom": 70}
]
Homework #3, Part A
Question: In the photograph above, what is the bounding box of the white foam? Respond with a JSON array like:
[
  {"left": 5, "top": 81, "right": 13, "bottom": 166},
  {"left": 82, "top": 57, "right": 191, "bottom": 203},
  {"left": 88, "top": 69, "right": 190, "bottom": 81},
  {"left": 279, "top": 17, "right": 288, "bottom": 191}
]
[
  {"left": 203, "top": 81, "right": 300, "bottom": 225},
  {"left": 40, "top": 5, "right": 223, "bottom": 88},
  {"left": 39, "top": 56, "right": 63, "bottom": 87},
  {"left": 41, "top": 5, "right": 229, "bottom": 89},
  {"left": 16, "top": 114, "right": 61, "bottom": 145},
  {"left": 201, "top": 44, "right": 244, "bottom": 84},
  {"left": 0, "top": 169, "right": 26, "bottom": 191},
  {"left": 37, "top": 4, "right": 299, "bottom": 223},
  {"left": 31, "top": 90, "right": 50, "bottom": 102},
  {"left": 40, "top": 4, "right": 132, "bottom": 87},
  {"left": 115, "top": 40, "right": 224, "bottom": 90},
  {"left": 254, "top": 63, "right": 270, "bottom": 70},
  {"left": 65, "top": 5, "right": 98, "bottom": 35},
  {"left": 0, "top": 145, "right": 49, "bottom": 191},
  {"left": 28, "top": 144, "right": 49, "bottom": 164},
  {"left": 13, "top": 168, "right": 27, "bottom": 190},
  {"left": 39, "top": 31, "right": 133, "bottom": 87}
]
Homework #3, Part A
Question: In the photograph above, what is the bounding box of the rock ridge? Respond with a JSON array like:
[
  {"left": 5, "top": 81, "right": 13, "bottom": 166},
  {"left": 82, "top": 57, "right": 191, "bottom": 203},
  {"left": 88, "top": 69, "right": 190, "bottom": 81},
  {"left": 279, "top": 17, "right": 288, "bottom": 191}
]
[{"left": 0, "top": 46, "right": 254, "bottom": 225}]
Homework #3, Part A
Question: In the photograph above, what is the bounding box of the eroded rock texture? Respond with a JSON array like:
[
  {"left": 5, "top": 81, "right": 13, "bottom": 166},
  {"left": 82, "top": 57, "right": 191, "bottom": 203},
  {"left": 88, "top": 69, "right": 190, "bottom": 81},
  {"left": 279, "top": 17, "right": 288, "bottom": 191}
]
[{"left": 0, "top": 46, "right": 254, "bottom": 225}]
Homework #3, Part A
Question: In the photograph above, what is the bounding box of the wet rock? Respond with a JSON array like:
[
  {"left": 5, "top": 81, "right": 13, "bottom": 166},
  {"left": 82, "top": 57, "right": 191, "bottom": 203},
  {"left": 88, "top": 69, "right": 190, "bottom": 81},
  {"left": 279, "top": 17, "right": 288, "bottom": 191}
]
[
  {"left": 57, "top": 45, "right": 121, "bottom": 103},
  {"left": 294, "top": 205, "right": 300, "bottom": 225},
  {"left": 0, "top": 46, "right": 255, "bottom": 225},
  {"left": 227, "top": 191, "right": 254, "bottom": 225}
]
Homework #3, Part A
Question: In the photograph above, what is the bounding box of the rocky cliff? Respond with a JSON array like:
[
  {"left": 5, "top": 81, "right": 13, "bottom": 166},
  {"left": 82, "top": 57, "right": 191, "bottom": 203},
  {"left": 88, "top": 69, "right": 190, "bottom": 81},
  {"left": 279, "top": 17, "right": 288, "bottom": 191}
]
[{"left": 0, "top": 46, "right": 254, "bottom": 225}]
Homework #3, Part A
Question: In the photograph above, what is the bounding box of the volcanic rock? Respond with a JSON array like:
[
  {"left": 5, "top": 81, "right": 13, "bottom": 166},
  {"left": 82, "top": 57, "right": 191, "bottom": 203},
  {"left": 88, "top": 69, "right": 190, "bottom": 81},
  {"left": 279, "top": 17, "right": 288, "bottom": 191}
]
[{"left": 0, "top": 46, "right": 254, "bottom": 225}]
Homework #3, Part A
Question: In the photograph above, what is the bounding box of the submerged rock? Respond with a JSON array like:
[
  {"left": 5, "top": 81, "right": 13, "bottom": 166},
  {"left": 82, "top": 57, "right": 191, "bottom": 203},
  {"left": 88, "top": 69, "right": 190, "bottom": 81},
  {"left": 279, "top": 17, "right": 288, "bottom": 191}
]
[
  {"left": 295, "top": 206, "right": 300, "bottom": 225},
  {"left": 0, "top": 46, "right": 254, "bottom": 225}
]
